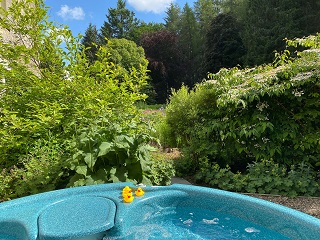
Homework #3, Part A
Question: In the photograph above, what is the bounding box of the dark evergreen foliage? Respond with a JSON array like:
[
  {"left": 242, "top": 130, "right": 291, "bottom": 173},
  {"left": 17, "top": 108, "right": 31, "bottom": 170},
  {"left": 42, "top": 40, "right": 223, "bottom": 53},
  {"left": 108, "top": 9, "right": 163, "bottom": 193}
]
[
  {"left": 242, "top": 0, "right": 320, "bottom": 65},
  {"left": 99, "top": 0, "right": 139, "bottom": 42},
  {"left": 205, "top": 13, "right": 246, "bottom": 73},
  {"left": 81, "top": 23, "right": 99, "bottom": 64}
]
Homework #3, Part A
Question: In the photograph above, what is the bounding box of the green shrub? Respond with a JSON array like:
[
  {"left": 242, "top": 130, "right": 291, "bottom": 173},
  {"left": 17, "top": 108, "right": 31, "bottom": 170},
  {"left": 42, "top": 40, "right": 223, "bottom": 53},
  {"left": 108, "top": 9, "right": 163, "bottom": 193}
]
[
  {"left": 149, "top": 151, "right": 175, "bottom": 186},
  {"left": 245, "top": 160, "right": 319, "bottom": 197},
  {"left": 0, "top": 138, "right": 67, "bottom": 200},
  {"left": 194, "top": 159, "right": 319, "bottom": 197},
  {"left": 68, "top": 116, "right": 155, "bottom": 186},
  {"left": 0, "top": 0, "right": 151, "bottom": 198},
  {"left": 165, "top": 34, "right": 320, "bottom": 172}
]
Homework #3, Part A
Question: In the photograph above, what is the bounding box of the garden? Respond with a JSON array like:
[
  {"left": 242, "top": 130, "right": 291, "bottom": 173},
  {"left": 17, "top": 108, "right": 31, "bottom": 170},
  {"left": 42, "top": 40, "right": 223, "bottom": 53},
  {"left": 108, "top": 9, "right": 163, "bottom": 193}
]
[{"left": 0, "top": 0, "right": 319, "bottom": 207}]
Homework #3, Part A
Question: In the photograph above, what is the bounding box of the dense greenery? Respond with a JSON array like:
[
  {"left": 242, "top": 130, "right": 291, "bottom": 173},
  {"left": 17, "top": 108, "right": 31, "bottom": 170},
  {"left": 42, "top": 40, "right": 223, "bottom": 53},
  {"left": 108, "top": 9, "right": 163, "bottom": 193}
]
[
  {"left": 192, "top": 159, "right": 319, "bottom": 197},
  {"left": 162, "top": 34, "right": 320, "bottom": 196},
  {"left": 0, "top": 0, "right": 157, "bottom": 200},
  {"left": 1, "top": 0, "right": 319, "bottom": 200},
  {"left": 103, "top": 38, "right": 148, "bottom": 74},
  {"left": 99, "top": 0, "right": 139, "bottom": 42},
  {"left": 205, "top": 13, "right": 246, "bottom": 73},
  {"left": 69, "top": 117, "right": 155, "bottom": 186},
  {"left": 159, "top": 0, "right": 319, "bottom": 102},
  {"left": 82, "top": 0, "right": 320, "bottom": 103}
]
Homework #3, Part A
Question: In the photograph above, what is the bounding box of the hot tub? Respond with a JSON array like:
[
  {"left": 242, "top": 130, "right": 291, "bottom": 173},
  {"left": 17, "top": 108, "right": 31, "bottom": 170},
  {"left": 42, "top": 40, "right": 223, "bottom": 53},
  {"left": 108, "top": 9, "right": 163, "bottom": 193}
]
[{"left": 0, "top": 183, "right": 319, "bottom": 239}]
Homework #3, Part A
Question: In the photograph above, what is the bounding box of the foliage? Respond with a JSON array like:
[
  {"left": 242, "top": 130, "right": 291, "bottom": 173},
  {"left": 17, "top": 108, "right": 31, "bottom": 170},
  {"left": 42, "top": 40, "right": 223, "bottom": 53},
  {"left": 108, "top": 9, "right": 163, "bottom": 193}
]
[
  {"left": 130, "top": 22, "right": 164, "bottom": 45},
  {"left": 194, "top": 159, "right": 319, "bottom": 197},
  {"left": 102, "top": 36, "right": 157, "bottom": 105},
  {"left": 88, "top": 0, "right": 320, "bottom": 104},
  {"left": 149, "top": 151, "right": 175, "bottom": 186},
  {"left": 140, "top": 30, "right": 184, "bottom": 103},
  {"left": 0, "top": 138, "right": 67, "bottom": 200},
  {"left": 0, "top": 0, "right": 150, "bottom": 199},
  {"left": 241, "top": 0, "right": 320, "bottom": 65},
  {"left": 99, "top": 0, "right": 139, "bottom": 42},
  {"left": 69, "top": 117, "right": 154, "bottom": 186},
  {"left": 245, "top": 160, "right": 319, "bottom": 197},
  {"left": 205, "top": 13, "right": 246, "bottom": 73},
  {"left": 81, "top": 23, "right": 100, "bottom": 64},
  {"left": 164, "top": 3, "right": 181, "bottom": 34},
  {"left": 104, "top": 38, "right": 148, "bottom": 74},
  {"left": 179, "top": 3, "right": 203, "bottom": 86},
  {"left": 194, "top": 0, "right": 221, "bottom": 32},
  {"left": 139, "top": 107, "right": 178, "bottom": 149},
  {"left": 164, "top": 34, "right": 320, "bottom": 183}
]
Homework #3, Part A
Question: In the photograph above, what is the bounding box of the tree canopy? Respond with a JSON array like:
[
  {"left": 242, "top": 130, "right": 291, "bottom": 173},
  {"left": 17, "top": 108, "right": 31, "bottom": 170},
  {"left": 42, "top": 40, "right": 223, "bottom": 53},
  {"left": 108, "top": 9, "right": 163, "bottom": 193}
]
[
  {"left": 205, "top": 13, "right": 246, "bottom": 73},
  {"left": 100, "top": 0, "right": 139, "bottom": 42},
  {"left": 81, "top": 23, "right": 99, "bottom": 64},
  {"left": 80, "top": 0, "right": 320, "bottom": 104}
]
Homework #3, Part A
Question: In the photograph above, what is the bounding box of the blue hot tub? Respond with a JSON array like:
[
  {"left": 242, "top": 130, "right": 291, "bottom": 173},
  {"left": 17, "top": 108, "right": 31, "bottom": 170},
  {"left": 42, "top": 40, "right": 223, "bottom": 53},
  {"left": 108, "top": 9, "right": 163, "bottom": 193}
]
[{"left": 0, "top": 183, "right": 319, "bottom": 239}]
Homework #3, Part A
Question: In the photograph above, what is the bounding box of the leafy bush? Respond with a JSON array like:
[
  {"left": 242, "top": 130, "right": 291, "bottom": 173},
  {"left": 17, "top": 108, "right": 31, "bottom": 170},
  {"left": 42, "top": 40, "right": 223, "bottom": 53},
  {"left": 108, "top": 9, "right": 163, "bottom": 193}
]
[
  {"left": 149, "top": 151, "right": 175, "bottom": 186},
  {"left": 195, "top": 159, "right": 319, "bottom": 197},
  {"left": 68, "top": 116, "right": 154, "bottom": 186},
  {"left": 0, "top": 138, "right": 67, "bottom": 200},
  {"left": 164, "top": 34, "right": 320, "bottom": 171},
  {"left": 245, "top": 160, "right": 319, "bottom": 197},
  {"left": 0, "top": 0, "right": 150, "bottom": 199}
]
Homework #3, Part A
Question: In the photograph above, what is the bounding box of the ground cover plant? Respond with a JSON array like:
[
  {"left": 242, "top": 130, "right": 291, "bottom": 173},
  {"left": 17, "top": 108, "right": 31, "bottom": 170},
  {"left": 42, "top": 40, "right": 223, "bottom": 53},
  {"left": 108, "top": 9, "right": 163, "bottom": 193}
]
[{"left": 162, "top": 34, "right": 320, "bottom": 196}]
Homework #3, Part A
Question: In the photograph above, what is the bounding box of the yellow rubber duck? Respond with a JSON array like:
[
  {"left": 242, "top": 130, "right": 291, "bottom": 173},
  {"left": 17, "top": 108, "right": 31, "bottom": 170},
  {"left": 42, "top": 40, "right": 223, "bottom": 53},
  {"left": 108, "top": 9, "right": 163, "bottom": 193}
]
[
  {"left": 135, "top": 187, "right": 144, "bottom": 197},
  {"left": 122, "top": 186, "right": 132, "bottom": 197},
  {"left": 123, "top": 192, "right": 134, "bottom": 203}
]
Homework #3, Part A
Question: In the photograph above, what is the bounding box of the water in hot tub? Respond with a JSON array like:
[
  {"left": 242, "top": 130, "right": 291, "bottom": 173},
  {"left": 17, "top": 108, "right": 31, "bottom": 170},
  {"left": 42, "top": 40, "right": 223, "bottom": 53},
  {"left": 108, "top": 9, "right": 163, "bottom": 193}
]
[{"left": 104, "top": 206, "right": 290, "bottom": 240}]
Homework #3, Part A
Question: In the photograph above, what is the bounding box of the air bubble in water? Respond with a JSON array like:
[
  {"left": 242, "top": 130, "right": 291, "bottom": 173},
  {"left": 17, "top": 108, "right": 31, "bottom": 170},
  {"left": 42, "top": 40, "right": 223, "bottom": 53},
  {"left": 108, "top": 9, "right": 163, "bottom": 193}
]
[
  {"left": 245, "top": 227, "right": 260, "bottom": 233},
  {"left": 202, "top": 218, "right": 219, "bottom": 224},
  {"left": 183, "top": 219, "right": 193, "bottom": 225}
]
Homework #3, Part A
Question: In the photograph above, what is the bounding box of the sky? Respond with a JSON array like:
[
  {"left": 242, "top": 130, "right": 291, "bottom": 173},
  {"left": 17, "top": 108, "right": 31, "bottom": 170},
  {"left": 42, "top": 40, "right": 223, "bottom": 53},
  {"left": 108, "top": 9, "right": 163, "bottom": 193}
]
[{"left": 44, "top": 0, "right": 194, "bottom": 36}]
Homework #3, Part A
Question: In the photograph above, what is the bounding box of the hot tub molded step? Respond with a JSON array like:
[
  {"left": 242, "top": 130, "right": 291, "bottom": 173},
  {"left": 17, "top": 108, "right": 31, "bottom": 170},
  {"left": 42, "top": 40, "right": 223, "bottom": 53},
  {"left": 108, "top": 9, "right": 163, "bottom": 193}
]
[{"left": 38, "top": 196, "right": 116, "bottom": 240}]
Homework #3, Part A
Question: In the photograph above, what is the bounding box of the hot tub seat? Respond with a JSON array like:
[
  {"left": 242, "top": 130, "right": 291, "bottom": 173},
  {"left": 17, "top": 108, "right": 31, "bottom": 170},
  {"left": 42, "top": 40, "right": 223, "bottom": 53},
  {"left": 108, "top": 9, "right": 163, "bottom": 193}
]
[
  {"left": 38, "top": 196, "right": 116, "bottom": 240},
  {"left": 0, "top": 221, "right": 28, "bottom": 240}
]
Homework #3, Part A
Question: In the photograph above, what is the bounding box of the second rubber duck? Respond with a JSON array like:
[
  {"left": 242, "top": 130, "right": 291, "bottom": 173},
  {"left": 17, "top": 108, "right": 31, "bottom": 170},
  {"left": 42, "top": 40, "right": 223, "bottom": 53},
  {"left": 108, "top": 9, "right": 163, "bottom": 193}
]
[{"left": 135, "top": 187, "right": 145, "bottom": 197}]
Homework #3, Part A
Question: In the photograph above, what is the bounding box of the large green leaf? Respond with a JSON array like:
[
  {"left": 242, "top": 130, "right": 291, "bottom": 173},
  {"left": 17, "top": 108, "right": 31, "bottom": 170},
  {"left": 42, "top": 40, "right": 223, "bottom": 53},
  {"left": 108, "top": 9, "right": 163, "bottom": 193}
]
[
  {"left": 98, "top": 142, "right": 113, "bottom": 157},
  {"left": 84, "top": 153, "right": 96, "bottom": 170},
  {"left": 109, "top": 167, "right": 128, "bottom": 182},
  {"left": 75, "top": 165, "right": 87, "bottom": 176},
  {"left": 114, "top": 135, "right": 130, "bottom": 149}
]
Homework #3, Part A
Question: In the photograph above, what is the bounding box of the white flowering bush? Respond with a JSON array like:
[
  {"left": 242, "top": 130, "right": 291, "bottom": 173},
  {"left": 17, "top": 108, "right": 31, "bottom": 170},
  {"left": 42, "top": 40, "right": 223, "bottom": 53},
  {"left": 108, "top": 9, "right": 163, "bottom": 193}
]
[{"left": 165, "top": 34, "right": 320, "bottom": 178}]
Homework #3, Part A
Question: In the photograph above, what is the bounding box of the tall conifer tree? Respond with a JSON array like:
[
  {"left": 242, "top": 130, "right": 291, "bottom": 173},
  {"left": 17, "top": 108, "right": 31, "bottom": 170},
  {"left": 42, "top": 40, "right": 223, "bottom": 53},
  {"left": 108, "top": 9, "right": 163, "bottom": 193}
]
[
  {"left": 205, "top": 13, "right": 246, "bottom": 73},
  {"left": 179, "top": 3, "right": 202, "bottom": 84},
  {"left": 164, "top": 3, "right": 181, "bottom": 34},
  {"left": 242, "top": 0, "right": 320, "bottom": 66},
  {"left": 100, "top": 0, "right": 139, "bottom": 42},
  {"left": 81, "top": 23, "right": 99, "bottom": 64}
]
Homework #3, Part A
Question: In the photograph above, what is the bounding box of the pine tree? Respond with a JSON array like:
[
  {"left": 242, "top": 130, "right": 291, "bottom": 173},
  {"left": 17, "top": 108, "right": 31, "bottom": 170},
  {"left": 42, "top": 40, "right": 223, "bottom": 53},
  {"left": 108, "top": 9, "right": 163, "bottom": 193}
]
[
  {"left": 164, "top": 3, "right": 181, "bottom": 34},
  {"left": 179, "top": 3, "right": 202, "bottom": 84},
  {"left": 100, "top": 0, "right": 139, "bottom": 42},
  {"left": 242, "top": 0, "right": 320, "bottom": 66},
  {"left": 81, "top": 23, "right": 99, "bottom": 64},
  {"left": 194, "top": 0, "right": 221, "bottom": 33},
  {"left": 205, "top": 13, "right": 246, "bottom": 73}
]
